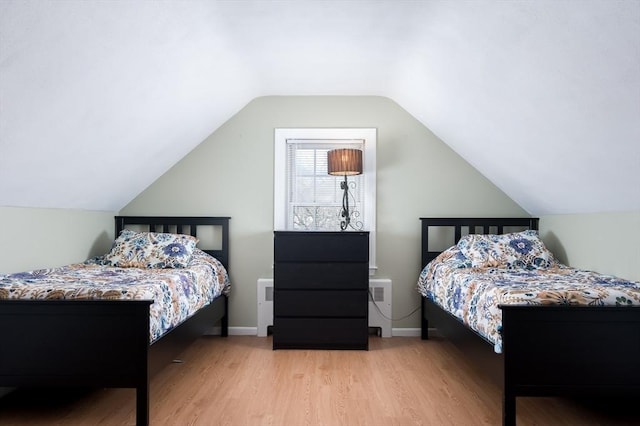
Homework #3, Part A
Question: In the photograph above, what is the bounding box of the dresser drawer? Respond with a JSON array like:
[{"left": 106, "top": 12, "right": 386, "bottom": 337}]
[
  {"left": 275, "top": 290, "right": 367, "bottom": 317},
  {"left": 273, "top": 318, "right": 368, "bottom": 350},
  {"left": 274, "top": 231, "right": 368, "bottom": 262},
  {"left": 275, "top": 262, "right": 368, "bottom": 290}
]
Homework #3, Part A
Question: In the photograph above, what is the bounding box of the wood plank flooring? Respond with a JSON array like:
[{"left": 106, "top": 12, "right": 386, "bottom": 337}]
[{"left": 0, "top": 335, "right": 636, "bottom": 425}]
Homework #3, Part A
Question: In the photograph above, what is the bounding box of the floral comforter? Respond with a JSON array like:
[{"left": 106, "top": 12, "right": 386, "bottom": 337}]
[
  {"left": 0, "top": 248, "right": 230, "bottom": 343},
  {"left": 417, "top": 247, "right": 640, "bottom": 353}
]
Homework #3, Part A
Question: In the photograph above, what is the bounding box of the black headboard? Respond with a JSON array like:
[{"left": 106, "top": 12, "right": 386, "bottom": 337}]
[
  {"left": 420, "top": 217, "right": 539, "bottom": 268},
  {"left": 115, "top": 216, "right": 230, "bottom": 269}
]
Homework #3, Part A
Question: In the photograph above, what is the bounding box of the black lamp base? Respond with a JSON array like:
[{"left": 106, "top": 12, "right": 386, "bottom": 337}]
[{"left": 339, "top": 176, "right": 350, "bottom": 231}]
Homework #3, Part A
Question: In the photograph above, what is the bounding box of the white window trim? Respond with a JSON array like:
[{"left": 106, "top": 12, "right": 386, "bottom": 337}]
[{"left": 274, "top": 128, "right": 377, "bottom": 274}]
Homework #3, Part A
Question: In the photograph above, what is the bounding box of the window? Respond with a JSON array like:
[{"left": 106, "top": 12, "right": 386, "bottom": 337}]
[
  {"left": 275, "top": 128, "right": 376, "bottom": 272},
  {"left": 287, "top": 140, "right": 363, "bottom": 231}
]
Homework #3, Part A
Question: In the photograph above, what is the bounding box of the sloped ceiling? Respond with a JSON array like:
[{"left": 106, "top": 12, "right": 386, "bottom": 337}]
[{"left": 1, "top": 0, "right": 638, "bottom": 215}]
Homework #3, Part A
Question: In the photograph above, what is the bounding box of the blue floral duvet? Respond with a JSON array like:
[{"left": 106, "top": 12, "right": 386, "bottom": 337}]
[
  {"left": 418, "top": 242, "right": 640, "bottom": 353},
  {"left": 0, "top": 248, "right": 230, "bottom": 343}
]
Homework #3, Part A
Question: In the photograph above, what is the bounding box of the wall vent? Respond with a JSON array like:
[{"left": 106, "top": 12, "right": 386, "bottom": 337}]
[
  {"left": 257, "top": 278, "right": 392, "bottom": 337},
  {"left": 372, "top": 286, "right": 384, "bottom": 302}
]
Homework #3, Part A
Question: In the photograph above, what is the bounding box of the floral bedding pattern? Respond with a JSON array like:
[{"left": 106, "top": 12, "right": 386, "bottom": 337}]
[
  {"left": 417, "top": 245, "right": 640, "bottom": 353},
  {"left": 456, "top": 229, "right": 556, "bottom": 269},
  {"left": 0, "top": 248, "right": 230, "bottom": 343},
  {"left": 103, "top": 229, "right": 199, "bottom": 269}
]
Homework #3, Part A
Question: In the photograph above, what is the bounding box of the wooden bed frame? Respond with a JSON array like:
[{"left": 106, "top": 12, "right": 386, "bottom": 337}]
[
  {"left": 0, "top": 216, "right": 230, "bottom": 426},
  {"left": 420, "top": 217, "right": 640, "bottom": 426}
]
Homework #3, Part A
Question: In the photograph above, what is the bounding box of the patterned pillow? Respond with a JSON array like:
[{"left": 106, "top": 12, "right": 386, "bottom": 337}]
[
  {"left": 456, "top": 230, "right": 555, "bottom": 269},
  {"left": 103, "top": 229, "right": 198, "bottom": 268}
]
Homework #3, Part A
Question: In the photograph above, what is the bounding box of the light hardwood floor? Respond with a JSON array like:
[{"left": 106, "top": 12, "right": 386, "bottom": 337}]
[{"left": 0, "top": 335, "right": 635, "bottom": 425}]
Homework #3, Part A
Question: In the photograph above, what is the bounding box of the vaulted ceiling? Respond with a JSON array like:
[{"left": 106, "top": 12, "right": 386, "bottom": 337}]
[{"left": 1, "top": 1, "right": 638, "bottom": 215}]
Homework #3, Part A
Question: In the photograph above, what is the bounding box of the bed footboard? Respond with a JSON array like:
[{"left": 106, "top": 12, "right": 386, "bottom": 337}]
[
  {"left": 501, "top": 305, "right": 640, "bottom": 425},
  {"left": 0, "top": 299, "right": 152, "bottom": 424}
]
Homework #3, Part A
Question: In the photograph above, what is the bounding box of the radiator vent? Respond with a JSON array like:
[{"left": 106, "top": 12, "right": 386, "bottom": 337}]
[
  {"left": 257, "top": 278, "right": 392, "bottom": 337},
  {"left": 264, "top": 285, "right": 273, "bottom": 302},
  {"left": 371, "top": 286, "right": 385, "bottom": 302}
]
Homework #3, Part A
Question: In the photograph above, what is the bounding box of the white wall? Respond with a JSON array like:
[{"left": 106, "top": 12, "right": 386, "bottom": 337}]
[
  {"left": 0, "top": 207, "right": 114, "bottom": 274},
  {"left": 121, "top": 96, "right": 528, "bottom": 329},
  {"left": 540, "top": 212, "right": 640, "bottom": 281}
]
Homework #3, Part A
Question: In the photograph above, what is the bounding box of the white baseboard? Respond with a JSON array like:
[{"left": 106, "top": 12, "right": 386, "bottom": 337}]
[
  {"left": 391, "top": 327, "right": 422, "bottom": 337},
  {"left": 229, "top": 327, "right": 258, "bottom": 336}
]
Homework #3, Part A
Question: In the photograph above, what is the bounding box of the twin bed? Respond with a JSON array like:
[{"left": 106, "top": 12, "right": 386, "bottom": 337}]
[
  {"left": 418, "top": 217, "right": 639, "bottom": 425},
  {"left": 0, "top": 216, "right": 230, "bottom": 426}
]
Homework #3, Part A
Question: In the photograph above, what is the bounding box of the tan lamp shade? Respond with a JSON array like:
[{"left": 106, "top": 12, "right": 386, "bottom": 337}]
[{"left": 327, "top": 148, "right": 363, "bottom": 176}]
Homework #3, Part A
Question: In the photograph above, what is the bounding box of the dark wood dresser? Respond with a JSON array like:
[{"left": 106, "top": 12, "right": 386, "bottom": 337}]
[{"left": 273, "top": 231, "right": 369, "bottom": 350}]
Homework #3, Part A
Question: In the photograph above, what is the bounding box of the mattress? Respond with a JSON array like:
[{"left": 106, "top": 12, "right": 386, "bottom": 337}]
[{"left": 0, "top": 248, "right": 230, "bottom": 343}]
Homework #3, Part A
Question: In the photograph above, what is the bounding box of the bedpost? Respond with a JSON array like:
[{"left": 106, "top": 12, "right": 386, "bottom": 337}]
[
  {"left": 502, "top": 390, "right": 516, "bottom": 426},
  {"left": 502, "top": 308, "right": 515, "bottom": 425},
  {"left": 421, "top": 218, "right": 429, "bottom": 268},
  {"left": 115, "top": 216, "right": 124, "bottom": 236},
  {"left": 221, "top": 295, "right": 229, "bottom": 337},
  {"left": 421, "top": 296, "right": 429, "bottom": 340},
  {"left": 420, "top": 218, "right": 429, "bottom": 340},
  {"left": 530, "top": 217, "right": 539, "bottom": 231},
  {"left": 136, "top": 383, "right": 149, "bottom": 426},
  {"left": 134, "top": 301, "right": 151, "bottom": 426}
]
